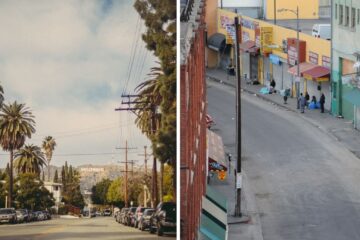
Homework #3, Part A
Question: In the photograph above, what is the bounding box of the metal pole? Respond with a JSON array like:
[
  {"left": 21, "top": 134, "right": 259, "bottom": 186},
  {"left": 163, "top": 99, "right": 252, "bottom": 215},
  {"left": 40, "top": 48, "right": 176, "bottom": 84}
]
[
  {"left": 125, "top": 140, "right": 128, "bottom": 208},
  {"left": 296, "top": 6, "right": 300, "bottom": 98},
  {"left": 274, "top": 0, "right": 277, "bottom": 25},
  {"left": 234, "top": 16, "right": 242, "bottom": 217}
]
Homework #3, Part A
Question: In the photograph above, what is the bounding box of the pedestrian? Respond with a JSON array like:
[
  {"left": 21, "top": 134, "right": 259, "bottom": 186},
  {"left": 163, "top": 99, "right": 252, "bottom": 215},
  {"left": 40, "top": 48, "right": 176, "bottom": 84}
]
[
  {"left": 305, "top": 92, "right": 310, "bottom": 108},
  {"left": 300, "top": 93, "right": 306, "bottom": 113},
  {"left": 270, "top": 78, "right": 276, "bottom": 93},
  {"left": 311, "top": 95, "right": 317, "bottom": 104},
  {"left": 320, "top": 93, "right": 325, "bottom": 113},
  {"left": 283, "top": 88, "right": 290, "bottom": 104}
]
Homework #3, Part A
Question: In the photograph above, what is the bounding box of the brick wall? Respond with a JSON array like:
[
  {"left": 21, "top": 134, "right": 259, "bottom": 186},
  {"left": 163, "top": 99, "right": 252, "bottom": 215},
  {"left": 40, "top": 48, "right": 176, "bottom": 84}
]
[{"left": 180, "top": 4, "right": 207, "bottom": 239}]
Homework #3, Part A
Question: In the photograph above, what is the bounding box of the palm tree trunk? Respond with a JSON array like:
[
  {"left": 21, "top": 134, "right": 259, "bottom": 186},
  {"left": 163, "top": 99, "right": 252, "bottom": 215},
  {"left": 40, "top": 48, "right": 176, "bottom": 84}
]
[
  {"left": 8, "top": 149, "right": 13, "bottom": 208},
  {"left": 48, "top": 160, "right": 50, "bottom": 181},
  {"left": 160, "top": 162, "right": 164, "bottom": 201}
]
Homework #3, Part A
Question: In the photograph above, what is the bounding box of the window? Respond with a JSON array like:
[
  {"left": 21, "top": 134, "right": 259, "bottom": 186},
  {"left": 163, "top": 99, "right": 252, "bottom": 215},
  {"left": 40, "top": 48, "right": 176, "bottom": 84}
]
[
  {"left": 339, "top": 5, "right": 343, "bottom": 24},
  {"left": 352, "top": 7, "right": 356, "bottom": 28},
  {"left": 345, "top": 6, "right": 350, "bottom": 26},
  {"left": 335, "top": 4, "right": 338, "bottom": 19},
  {"left": 333, "top": 82, "right": 337, "bottom": 99}
]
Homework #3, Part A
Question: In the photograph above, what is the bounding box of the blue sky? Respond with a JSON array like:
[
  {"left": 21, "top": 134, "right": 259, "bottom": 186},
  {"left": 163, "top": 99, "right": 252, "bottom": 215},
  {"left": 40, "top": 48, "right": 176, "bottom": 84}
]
[{"left": 0, "top": 0, "right": 154, "bottom": 168}]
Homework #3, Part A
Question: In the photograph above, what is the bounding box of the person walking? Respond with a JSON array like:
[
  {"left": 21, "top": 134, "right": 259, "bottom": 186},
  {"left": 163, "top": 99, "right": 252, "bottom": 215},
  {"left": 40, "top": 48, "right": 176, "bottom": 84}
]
[
  {"left": 320, "top": 93, "right": 325, "bottom": 113},
  {"left": 305, "top": 92, "right": 310, "bottom": 108},
  {"left": 300, "top": 93, "right": 306, "bottom": 113},
  {"left": 283, "top": 88, "right": 290, "bottom": 104}
]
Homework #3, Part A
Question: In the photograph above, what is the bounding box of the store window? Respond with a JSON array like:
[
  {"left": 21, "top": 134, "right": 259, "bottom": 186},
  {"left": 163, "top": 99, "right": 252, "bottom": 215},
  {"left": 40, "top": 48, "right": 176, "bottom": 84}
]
[
  {"left": 345, "top": 6, "right": 350, "bottom": 26},
  {"left": 335, "top": 4, "right": 338, "bottom": 19},
  {"left": 351, "top": 7, "right": 356, "bottom": 29},
  {"left": 339, "top": 5, "right": 343, "bottom": 25}
]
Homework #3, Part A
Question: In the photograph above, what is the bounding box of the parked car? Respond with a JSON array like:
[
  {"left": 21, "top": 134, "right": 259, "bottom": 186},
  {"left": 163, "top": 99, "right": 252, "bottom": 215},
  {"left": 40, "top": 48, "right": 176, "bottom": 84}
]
[
  {"left": 0, "top": 208, "right": 17, "bottom": 224},
  {"left": 103, "top": 209, "right": 111, "bottom": 216},
  {"left": 134, "top": 207, "right": 150, "bottom": 228},
  {"left": 138, "top": 208, "right": 154, "bottom": 231},
  {"left": 125, "top": 207, "right": 137, "bottom": 226},
  {"left": 34, "top": 211, "right": 45, "bottom": 221},
  {"left": 18, "top": 209, "right": 30, "bottom": 222},
  {"left": 16, "top": 210, "right": 25, "bottom": 223},
  {"left": 96, "top": 211, "right": 103, "bottom": 216},
  {"left": 43, "top": 210, "right": 51, "bottom": 220},
  {"left": 149, "top": 202, "right": 176, "bottom": 236},
  {"left": 28, "top": 210, "right": 37, "bottom": 222},
  {"left": 118, "top": 208, "right": 129, "bottom": 224}
]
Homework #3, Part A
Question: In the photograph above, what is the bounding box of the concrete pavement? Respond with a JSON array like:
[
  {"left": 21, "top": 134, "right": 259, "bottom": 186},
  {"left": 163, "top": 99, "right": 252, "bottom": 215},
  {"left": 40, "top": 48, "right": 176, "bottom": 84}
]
[
  {"left": 0, "top": 216, "right": 175, "bottom": 240},
  {"left": 207, "top": 73, "right": 360, "bottom": 239},
  {"left": 206, "top": 67, "right": 360, "bottom": 161}
]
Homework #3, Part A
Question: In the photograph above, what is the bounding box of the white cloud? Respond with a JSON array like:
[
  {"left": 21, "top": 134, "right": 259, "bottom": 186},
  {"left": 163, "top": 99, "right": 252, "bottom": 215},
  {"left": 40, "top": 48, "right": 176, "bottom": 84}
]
[{"left": 0, "top": 0, "right": 155, "bottom": 168}]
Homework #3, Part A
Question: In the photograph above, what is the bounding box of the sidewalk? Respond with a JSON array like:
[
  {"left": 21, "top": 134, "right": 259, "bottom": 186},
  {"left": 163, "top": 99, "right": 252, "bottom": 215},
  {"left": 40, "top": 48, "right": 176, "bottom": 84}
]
[
  {"left": 206, "top": 67, "right": 360, "bottom": 240},
  {"left": 206, "top": 68, "right": 360, "bottom": 160}
]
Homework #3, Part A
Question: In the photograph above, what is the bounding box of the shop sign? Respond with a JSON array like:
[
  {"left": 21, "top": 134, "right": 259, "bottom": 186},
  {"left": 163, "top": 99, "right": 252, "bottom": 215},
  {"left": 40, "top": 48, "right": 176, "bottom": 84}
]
[
  {"left": 225, "top": 24, "right": 235, "bottom": 44},
  {"left": 288, "top": 46, "right": 298, "bottom": 65},
  {"left": 309, "top": 51, "right": 319, "bottom": 65},
  {"left": 240, "top": 17, "right": 258, "bottom": 30},
  {"left": 220, "top": 15, "right": 234, "bottom": 29},
  {"left": 242, "top": 31, "right": 250, "bottom": 42},
  {"left": 260, "top": 27, "right": 273, "bottom": 54},
  {"left": 322, "top": 56, "right": 331, "bottom": 69},
  {"left": 255, "top": 26, "right": 261, "bottom": 47}
]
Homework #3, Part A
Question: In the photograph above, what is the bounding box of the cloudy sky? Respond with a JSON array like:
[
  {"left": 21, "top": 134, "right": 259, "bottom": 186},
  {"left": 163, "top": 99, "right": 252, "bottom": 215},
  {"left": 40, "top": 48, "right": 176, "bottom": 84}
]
[{"left": 0, "top": 0, "right": 155, "bottom": 168}]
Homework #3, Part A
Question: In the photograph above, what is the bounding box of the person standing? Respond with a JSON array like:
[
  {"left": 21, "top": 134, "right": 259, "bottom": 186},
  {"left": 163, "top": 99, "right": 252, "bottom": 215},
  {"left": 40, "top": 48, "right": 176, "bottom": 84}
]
[
  {"left": 305, "top": 92, "right": 310, "bottom": 108},
  {"left": 300, "top": 93, "right": 306, "bottom": 113},
  {"left": 320, "top": 93, "right": 325, "bottom": 113}
]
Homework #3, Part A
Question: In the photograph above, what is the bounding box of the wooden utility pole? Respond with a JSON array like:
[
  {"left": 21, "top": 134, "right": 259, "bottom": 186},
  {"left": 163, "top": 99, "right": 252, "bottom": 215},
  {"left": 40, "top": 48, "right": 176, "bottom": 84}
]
[
  {"left": 117, "top": 140, "right": 136, "bottom": 208},
  {"left": 115, "top": 95, "right": 159, "bottom": 208},
  {"left": 234, "top": 16, "right": 243, "bottom": 217}
]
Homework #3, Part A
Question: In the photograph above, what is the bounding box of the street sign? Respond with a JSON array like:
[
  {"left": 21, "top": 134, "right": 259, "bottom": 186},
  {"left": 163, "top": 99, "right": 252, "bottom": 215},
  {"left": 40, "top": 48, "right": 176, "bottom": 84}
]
[
  {"left": 236, "top": 173, "right": 242, "bottom": 189},
  {"left": 295, "top": 76, "right": 301, "bottom": 82},
  {"left": 218, "top": 171, "right": 226, "bottom": 181}
]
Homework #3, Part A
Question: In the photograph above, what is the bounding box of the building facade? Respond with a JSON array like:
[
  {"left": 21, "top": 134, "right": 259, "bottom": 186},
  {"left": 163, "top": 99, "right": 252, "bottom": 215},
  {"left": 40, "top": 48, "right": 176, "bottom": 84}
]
[
  {"left": 331, "top": 0, "right": 360, "bottom": 128},
  {"left": 181, "top": 0, "right": 208, "bottom": 238}
]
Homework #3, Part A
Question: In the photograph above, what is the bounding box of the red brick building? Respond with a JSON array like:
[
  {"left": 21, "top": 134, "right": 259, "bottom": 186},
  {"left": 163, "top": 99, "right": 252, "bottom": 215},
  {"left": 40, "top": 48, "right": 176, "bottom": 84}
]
[{"left": 180, "top": 0, "right": 207, "bottom": 239}]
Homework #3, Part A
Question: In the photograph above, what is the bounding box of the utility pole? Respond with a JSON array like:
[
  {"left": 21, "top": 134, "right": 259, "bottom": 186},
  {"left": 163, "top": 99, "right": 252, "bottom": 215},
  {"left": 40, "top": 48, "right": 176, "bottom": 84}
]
[
  {"left": 138, "top": 146, "right": 150, "bottom": 175},
  {"left": 234, "top": 16, "right": 242, "bottom": 217},
  {"left": 116, "top": 140, "right": 136, "bottom": 208},
  {"left": 115, "top": 94, "right": 159, "bottom": 208},
  {"left": 274, "top": 0, "right": 277, "bottom": 25}
]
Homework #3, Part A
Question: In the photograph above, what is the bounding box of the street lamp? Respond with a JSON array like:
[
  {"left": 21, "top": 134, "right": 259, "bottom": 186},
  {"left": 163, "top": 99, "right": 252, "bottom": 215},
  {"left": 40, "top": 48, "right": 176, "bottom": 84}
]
[{"left": 278, "top": 6, "right": 300, "bottom": 98}]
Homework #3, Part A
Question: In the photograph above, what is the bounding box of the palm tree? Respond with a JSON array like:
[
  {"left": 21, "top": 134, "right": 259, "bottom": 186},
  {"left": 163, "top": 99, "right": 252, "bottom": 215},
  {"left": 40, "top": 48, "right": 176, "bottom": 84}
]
[
  {"left": 0, "top": 84, "right": 4, "bottom": 107},
  {"left": 42, "top": 136, "right": 56, "bottom": 181},
  {"left": 0, "top": 101, "right": 35, "bottom": 207},
  {"left": 14, "top": 144, "right": 46, "bottom": 176}
]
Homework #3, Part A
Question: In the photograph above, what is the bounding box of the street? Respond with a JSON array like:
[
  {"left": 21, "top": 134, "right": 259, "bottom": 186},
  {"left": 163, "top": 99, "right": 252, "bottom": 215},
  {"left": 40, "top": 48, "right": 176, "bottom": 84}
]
[
  {"left": 0, "top": 216, "right": 175, "bottom": 240},
  {"left": 207, "top": 80, "right": 360, "bottom": 240}
]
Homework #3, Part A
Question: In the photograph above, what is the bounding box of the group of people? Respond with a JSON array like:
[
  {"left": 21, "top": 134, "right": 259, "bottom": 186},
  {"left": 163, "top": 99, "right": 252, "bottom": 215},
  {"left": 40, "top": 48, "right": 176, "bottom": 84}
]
[{"left": 298, "top": 92, "right": 326, "bottom": 113}]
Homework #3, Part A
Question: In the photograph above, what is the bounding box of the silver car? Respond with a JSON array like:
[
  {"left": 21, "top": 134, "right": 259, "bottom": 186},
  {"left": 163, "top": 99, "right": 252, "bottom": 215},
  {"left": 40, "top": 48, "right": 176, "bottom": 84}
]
[{"left": 0, "top": 208, "right": 17, "bottom": 224}]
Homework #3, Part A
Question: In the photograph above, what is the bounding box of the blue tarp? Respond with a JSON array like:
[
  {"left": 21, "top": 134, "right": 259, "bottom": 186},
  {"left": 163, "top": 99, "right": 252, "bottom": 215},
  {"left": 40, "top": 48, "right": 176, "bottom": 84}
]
[
  {"left": 260, "top": 87, "right": 270, "bottom": 94},
  {"left": 269, "top": 54, "right": 281, "bottom": 65}
]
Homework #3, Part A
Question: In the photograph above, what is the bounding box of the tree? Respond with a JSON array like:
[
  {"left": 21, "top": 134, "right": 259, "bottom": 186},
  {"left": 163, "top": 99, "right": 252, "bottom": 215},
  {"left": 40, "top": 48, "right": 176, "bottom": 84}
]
[
  {"left": 106, "top": 178, "right": 124, "bottom": 207},
  {"left": 134, "top": 0, "right": 177, "bottom": 200},
  {"left": 53, "top": 169, "right": 59, "bottom": 183},
  {"left": 0, "top": 101, "right": 36, "bottom": 207},
  {"left": 0, "top": 169, "right": 7, "bottom": 208},
  {"left": 14, "top": 173, "right": 55, "bottom": 210},
  {"left": 42, "top": 136, "right": 56, "bottom": 181},
  {"left": 14, "top": 144, "right": 46, "bottom": 177},
  {"left": 60, "top": 162, "right": 84, "bottom": 208},
  {"left": 91, "top": 178, "right": 112, "bottom": 205},
  {"left": 162, "top": 164, "right": 174, "bottom": 201}
]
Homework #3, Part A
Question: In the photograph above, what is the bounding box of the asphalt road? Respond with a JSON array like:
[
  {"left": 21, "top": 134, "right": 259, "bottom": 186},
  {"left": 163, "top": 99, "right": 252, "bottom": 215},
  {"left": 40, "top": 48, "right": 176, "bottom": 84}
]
[
  {"left": 0, "top": 216, "right": 175, "bottom": 240},
  {"left": 207, "top": 80, "right": 360, "bottom": 240}
]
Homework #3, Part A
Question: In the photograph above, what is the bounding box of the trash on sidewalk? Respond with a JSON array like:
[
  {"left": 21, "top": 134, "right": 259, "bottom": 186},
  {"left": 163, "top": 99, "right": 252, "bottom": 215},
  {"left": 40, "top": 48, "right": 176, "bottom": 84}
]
[{"left": 259, "top": 87, "right": 270, "bottom": 95}]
